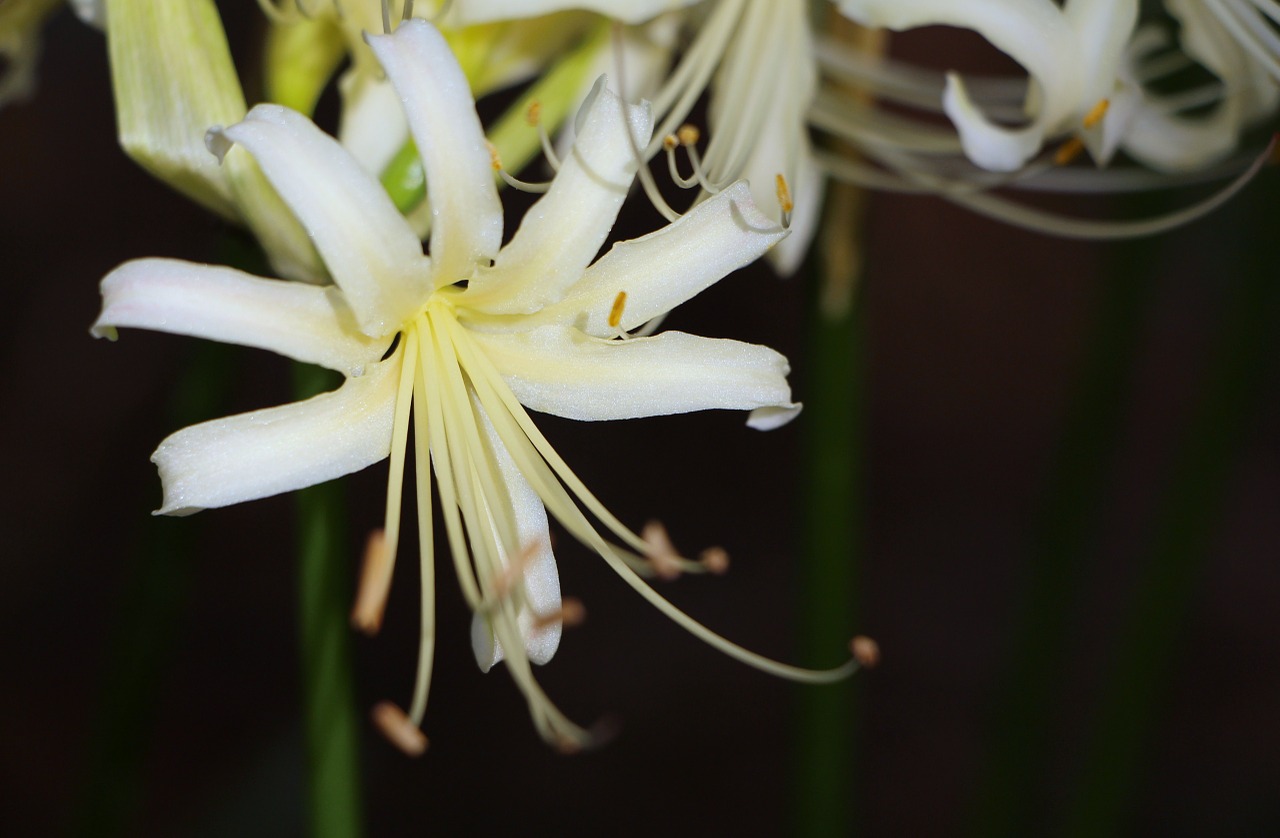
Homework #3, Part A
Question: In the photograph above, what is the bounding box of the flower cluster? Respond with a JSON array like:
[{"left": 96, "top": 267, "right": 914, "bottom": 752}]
[{"left": 64, "top": 0, "right": 1278, "bottom": 752}]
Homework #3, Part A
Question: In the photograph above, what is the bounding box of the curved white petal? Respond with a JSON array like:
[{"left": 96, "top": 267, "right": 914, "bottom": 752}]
[
  {"left": 367, "top": 20, "right": 503, "bottom": 285},
  {"left": 470, "top": 403, "right": 561, "bottom": 672},
  {"left": 464, "top": 79, "right": 653, "bottom": 315},
  {"left": 498, "top": 182, "right": 784, "bottom": 338},
  {"left": 94, "top": 258, "right": 386, "bottom": 376},
  {"left": 472, "top": 325, "right": 797, "bottom": 422},
  {"left": 448, "top": 0, "right": 699, "bottom": 26},
  {"left": 214, "top": 104, "right": 430, "bottom": 336},
  {"left": 943, "top": 73, "right": 1044, "bottom": 172},
  {"left": 152, "top": 357, "right": 401, "bottom": 515},
  {"left": 837, "top": 0, "right": 1084, "bottom": 171},
  {"left": 1123, "top": 2, "right": 1280, "bottom": 171}
]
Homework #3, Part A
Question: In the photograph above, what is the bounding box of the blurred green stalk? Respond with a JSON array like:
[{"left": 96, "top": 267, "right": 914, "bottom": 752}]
[
  {"left": 793, "top": 209, "right": 867, "bottom": 836},
  {"left": 73, "top": 342, "right": 234, "bottom": 836},
  {"left": 293, "top": 364, "right": 364, "bottom": 838},
  {"left": 1065, "top": 179, "right": 1279, "bottom": 837},
  {"left": 969, "top": 213, "right": 1158, "bottom": 837}
]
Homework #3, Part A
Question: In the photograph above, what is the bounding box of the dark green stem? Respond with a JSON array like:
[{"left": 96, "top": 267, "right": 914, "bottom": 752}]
[
  {"left": 72, "top": 342, "right": 234, "bottom": 836},
  {"left": 1065, "top": 182, "right": 1279, "bottom": 837},
  {"left": 793, "top": 255, "right": 866, "bottom": 836},
  {"left": 968, "top": 221, "right": 1159, "bottom": 837},
  {"left": 293, "top": 364, "right": 363, "bottom": 838}
]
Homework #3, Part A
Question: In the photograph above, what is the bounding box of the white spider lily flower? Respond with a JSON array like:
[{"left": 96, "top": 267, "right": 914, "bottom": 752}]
[
  {"left": 95, "top": 20, "right": 852, "bottom": 750},
  {"left": 260, "top": 0, "right": 600, "bottom": 177},
  {"left": 452, "top": 0, "right": 822, "bottom": 276},
  {"left": 835, "top": 0, "right": 1140, "bottom": 172},
  {"left": 1122, "top": 1, "right": 1280, "bottom": 171}
]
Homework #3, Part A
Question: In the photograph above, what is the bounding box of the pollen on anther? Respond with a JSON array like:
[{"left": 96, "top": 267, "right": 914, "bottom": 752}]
[
  {"left": 641, "top": 520, "right": 683, "bottom": 580},
  {"left": 1054, "top": 136, "right": 1085, "bottom": 166},
  {"left": 700, "top": 547, "right": 730, "bottom": 575},
  {"left": 486, "top": 140, "right": 503, "bottom": 171},
  {"left": 608, "top": 291, "right": 627, "bottom": 329},
  {"left": 775, "top": 173, "right": 794, "bottom": 214},
  {"left": 676, "top": 124, "right": 700, "bottom": 146},
  {"left": 1082, "top": 98, "right": 1110, "bottom": 129},
  {"left": 535, "top": 597, "right": 586, "bottom": 631},
  {"left": 663, "top": 133, "right": 680, "bottom": 151},
  {"left": 372, "top": 700, "right": 428, "bottom": 757},
  {"left": 351, "top": 529, "right": 392, "bottom": 636},
  {"left": 850, "top": 635, "right": 881, "bottom": 669},
  {"left": 526, "top": 100, "right": 542, "bottom": 127}
]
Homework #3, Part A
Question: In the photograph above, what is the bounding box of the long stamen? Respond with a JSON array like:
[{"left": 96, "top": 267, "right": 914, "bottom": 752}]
[
  {"left": 446, "top": 318, "right": 863, "bottom": 684},
  {"left": 406, "top": 339, "right": 437, "bottom": 726},
  {"left": 488, "top": 140, "right": 553, "bottom": 194},
  {"left": 611, "top": 21, "right": 683, "bottom": 222},
  {"left": 526, "top": 100, "right": 562, "bottom": 171},
  {"left": 356, "top": 332, "right": 418, "bottom": 636}
]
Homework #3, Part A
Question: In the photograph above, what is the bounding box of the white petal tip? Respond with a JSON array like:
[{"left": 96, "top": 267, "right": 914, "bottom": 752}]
[
  {"left": 152, "top": 504, "right": 202, "bottom": 517},
  {"left": 205, "top": 126, "right": 232, "bottom": 164},
  {"left": 470, "top": 612, "right": 501, "bottom": 673},
  {"left": 747, "top": 403, "right": 802, "bottom": 431}
]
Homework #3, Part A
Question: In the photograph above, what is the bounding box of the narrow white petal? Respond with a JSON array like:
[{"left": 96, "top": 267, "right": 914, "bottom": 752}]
[
  {"left": 94, "top": 259, "right": 386, "bottom": 376},
  {"left": 366, "top": 20, "right": 503, "bottom": 284},
  {"left": 497, "top": 182, "right": 784, "bottom": 338},
  {"left": 942, "top": 73, "right": 1044, "bottom": 172},
  {"left": 214, "top": 104, "right": 430, "bottom": 336},
  {"left": 472, "top": 325, "right": 797, "bottom": 422},
  {"left": 152, "top": 357, "right": 401, "bottom": 515},
  {"left": 464, "top": 80, "right": 652, "bottom": 315},
  {"left": 838, "top": 0, "right": 1078, "bottom": 170},
  {"left": 471, "top": 403, "right": 561, "bottom": 671}
]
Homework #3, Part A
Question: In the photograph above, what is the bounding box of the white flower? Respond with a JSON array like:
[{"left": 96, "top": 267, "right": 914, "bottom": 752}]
[
  {"left": 452, "top": 0, "right": 822, "bottom": 275},
  {"left": 835, "top": 0, "right": 1140, "bottom": 172},
  {"left": 1121, "top": 1, "right": 1280, "bottom": 171},
  {"left": 1183, "top": 0, "right": 1280, "bottom": 83},
  {"left": 94, "top": 20, "right": 848, "bottom": 749}
]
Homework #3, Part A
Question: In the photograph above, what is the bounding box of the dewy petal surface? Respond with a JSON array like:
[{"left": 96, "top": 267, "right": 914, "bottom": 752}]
[
  {"left": 216, "top": 104, "right": 430, "bottom": 336},
  {"left": 367, "top": 20, "right": 503, "bottom": 286},
  {"left": 472, "top": 326, "right": 796, "bottom": 422},
  {"left": 153, "top": 356, "right": 401, "bottom": 515},
  {"left": 463, "top": 80, "right": 653, "bottom": 316},
  {"left": 94, "top": 258, "right": 386, "bottom": 376},
  {"left": 508, "top": 182, "right": 785, "bottom": 338}
]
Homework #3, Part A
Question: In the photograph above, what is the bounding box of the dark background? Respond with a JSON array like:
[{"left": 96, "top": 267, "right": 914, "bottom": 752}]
[{"left": 2, "top": 6, "right": 1277, "bottom": 836}]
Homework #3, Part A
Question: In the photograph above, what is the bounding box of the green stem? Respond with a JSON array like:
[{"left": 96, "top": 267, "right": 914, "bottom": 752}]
[
  {"left": 72, "top": 342, "right": 234, "bottom": 836},
  {"left": 1065, "top": 184, "right": 1279, "bottom": 837},
  {"left": 293, "top": 364, "right": 364, "bottom": 838},
  {"left": 793, "top": 254, "right": 866, "bottom": 836},
  {"left": 968, "top": 221, "right": 1158, "bottom": 837}
]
